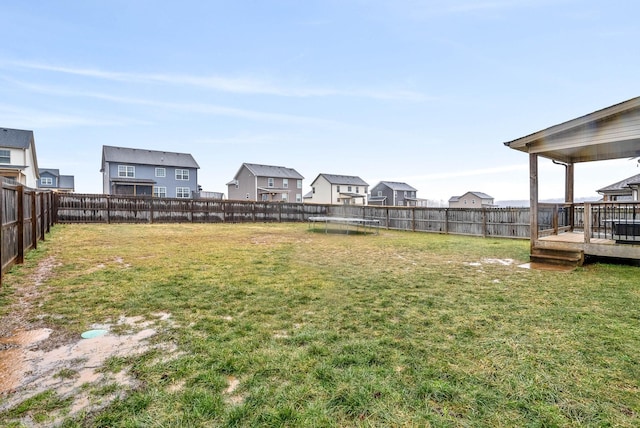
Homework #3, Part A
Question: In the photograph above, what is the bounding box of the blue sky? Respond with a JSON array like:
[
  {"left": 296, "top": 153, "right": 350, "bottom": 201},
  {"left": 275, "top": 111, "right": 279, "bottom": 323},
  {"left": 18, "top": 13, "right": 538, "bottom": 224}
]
[{"left": 1, "top": 0, "right": 639, "bottom": 203}]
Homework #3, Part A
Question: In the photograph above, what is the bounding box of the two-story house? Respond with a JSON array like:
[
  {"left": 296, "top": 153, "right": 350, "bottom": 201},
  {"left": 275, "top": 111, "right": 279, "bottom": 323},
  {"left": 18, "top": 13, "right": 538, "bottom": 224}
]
[
  {"left": 369, "top": 181, "right": 418, "bottom": 206},
  {"left": 0, "top": 127, "right": 39, "bottom": 187},
  {"left": 101, "top": 145, "right": 200, "bottom": 198},
  {"left": 227, "top": 163, "right": 304, "bottom": 202},
  {"left": 38, "top": 168, "right": 75, "bottom": 192},
  {"left": 448, "top": 191, "right": 495, "bottom": 208},
  {"left": 307, "top": 173, "right": 369, "bottom": 205}
]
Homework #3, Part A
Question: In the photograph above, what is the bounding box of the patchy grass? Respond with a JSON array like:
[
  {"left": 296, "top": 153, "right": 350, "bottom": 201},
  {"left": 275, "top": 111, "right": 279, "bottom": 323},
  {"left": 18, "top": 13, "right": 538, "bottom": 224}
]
[{"left": 1, "top": 223, "right": 639, "bottom": 427}]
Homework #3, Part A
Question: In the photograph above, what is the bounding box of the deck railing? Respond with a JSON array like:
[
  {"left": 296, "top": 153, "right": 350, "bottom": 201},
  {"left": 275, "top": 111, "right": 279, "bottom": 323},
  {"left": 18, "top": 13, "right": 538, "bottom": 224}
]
[{"left": 540, "top": 202, "right": 640, "bottom": 243}]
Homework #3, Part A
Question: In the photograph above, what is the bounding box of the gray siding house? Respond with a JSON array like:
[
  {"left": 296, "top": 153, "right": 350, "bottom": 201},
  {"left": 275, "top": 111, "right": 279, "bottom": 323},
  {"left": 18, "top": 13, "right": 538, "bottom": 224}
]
[
  {"left": 0, "top": 127, "right": 39, "bottom": 187},
  {"left": 227, "top": 163, "right": 304, "bottom": 202},
  {"left": 38, "top": 168, "right": 75, "bottom": 192},
  {"left": 369, "top": 181, "right": 418, "bottom": 206},
  {"left": 101, "top": 145, "right": 200, "bottom": 198}
]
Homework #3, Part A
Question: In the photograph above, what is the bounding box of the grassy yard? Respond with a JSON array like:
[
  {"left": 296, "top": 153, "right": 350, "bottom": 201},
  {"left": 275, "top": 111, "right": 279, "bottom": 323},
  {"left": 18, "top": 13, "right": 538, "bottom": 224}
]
[{"left": 1, "top": 223, "right": 639, "bottom": 427}]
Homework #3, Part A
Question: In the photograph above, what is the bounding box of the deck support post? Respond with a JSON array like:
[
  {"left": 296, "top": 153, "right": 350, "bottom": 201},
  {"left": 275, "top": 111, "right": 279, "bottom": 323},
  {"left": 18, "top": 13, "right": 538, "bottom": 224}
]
[{"left": 529, "top": 153, "right": 539, "bottom": 252}]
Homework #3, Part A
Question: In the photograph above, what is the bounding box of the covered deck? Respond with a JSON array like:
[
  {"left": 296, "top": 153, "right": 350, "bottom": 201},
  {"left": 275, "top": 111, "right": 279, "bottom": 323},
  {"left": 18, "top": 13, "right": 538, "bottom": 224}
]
[{"left": 505, "top": 97, "right": 640, "bottom": 264}]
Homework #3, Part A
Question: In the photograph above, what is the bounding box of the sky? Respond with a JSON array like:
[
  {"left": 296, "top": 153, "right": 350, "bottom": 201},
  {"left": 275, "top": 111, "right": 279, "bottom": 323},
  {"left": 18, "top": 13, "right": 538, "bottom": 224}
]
[{"left": 1, "top": 0, "right": 640, "bottom": 204}]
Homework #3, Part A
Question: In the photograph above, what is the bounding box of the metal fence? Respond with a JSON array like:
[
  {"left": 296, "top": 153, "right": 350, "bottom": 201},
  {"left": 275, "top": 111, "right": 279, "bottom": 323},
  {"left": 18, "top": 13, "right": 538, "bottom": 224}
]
[{"left": 1, "top": 182, "right": 54, "bottom": 286}]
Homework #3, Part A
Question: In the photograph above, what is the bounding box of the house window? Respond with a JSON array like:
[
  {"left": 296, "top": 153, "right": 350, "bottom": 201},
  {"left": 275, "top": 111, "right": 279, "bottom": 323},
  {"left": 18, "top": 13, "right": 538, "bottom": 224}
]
[
  {"left": 312, "top": 187, "right": 315, "bottom": 194},
  {"left": 154, "top": 186, "right": 167, "bottom": 197},
  {"left": 356, "top": 187, "right": 359, "bottom": 194},
  {"left": 296, "top": 193, "right": 302, "bottom": 203},
  {"left": 377, "top": 191, "right": 382, "bottom": 197},
  {"left": 262, "top": 193, "right": 269, "bottom": 201},
  {"left": 175, "top": 169, "right": 189, "bottom": 180},
  {"left": 268, "top": 177, "right": 274, "bottom": 188},
  {"left": 348, "top": 186, "right": 352, "bottom": 192},
  {"left": 336, "top": 185, "right": 341, "bottom": 192},
  {"left": 283, "top": 178, "right": 288, "bottom": 188},
  {"left": 118, "top": 165, "right": 135, "bottom": 178},
  {"left": 282, "top": 193, "right": 288, "bottom": 201},
  {"left": 41, "top": 177, "right": 53, "bottom": 185},
  {"left": 176, "top": 187, "right": 191, "bottom": 198},
  {"left": 155, "top": 168, "right": 166, "bottom": 178},
  {"left": 297, "top": 180, "right": 302, "bottom": 189},
  {"left": 0, "top": 149, "right": 10, "bottom": 164}
]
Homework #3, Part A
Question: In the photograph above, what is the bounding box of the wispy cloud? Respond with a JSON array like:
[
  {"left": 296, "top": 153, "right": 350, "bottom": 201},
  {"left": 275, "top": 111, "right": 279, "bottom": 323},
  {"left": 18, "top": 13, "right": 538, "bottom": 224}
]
[
  {"left": 0, "top": 103, "right": 147, "bottom": 128},
  {"left": 6, "top": 61, "right": 429, "bottom": 101}
]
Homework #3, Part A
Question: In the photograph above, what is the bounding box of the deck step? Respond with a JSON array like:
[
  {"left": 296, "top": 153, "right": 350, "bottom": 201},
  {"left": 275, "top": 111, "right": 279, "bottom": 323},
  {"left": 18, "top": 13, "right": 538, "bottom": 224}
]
[{"left": 530, "top": 248, "right": 584, "bottom": 267}]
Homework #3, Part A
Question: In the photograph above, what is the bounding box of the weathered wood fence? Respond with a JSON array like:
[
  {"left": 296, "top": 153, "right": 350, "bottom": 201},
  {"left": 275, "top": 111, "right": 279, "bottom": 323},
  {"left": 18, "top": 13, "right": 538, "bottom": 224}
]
[
  {"left": 1, "top": 182, "right": 55, "bottom": 286},
  {"left": 55, "top": 194, "right": 530, "bottom": 238}
]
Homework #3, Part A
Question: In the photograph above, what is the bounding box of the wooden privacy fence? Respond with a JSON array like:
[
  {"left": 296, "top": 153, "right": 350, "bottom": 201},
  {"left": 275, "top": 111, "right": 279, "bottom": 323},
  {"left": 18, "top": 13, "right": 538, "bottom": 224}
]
[
  {"left": 56, "top": 194, "right": 530, "bottom": 238},
  {"left": 1, "top": 183, "right": 55, "bottom": 286}
]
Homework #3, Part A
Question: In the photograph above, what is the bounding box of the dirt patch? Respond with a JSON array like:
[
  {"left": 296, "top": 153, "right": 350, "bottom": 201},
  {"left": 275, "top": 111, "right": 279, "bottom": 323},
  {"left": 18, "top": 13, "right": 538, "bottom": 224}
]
[{"left": 0, "top": 256, "right": 177, "bottom": 426}]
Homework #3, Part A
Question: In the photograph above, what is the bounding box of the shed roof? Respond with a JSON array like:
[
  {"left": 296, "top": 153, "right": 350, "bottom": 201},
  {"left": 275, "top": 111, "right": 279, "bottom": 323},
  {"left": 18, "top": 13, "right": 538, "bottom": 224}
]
[
  {"left": 59, "top": 175, "right": 75, "bottom": 190},
  {"left": 450, "top": 191, "right": 493, "bottom": 201},
  {"left": 101, "top": 145, "right": 200, "bottom": 170},
  {"left": 240, "top": 163, "right": 303, "bottom": 179},
  {"left": 312, "top": 173, "right": 368, "bottom": 186},
  {"left": 504, "top": 96, "right": 640, "bottom": 163}
]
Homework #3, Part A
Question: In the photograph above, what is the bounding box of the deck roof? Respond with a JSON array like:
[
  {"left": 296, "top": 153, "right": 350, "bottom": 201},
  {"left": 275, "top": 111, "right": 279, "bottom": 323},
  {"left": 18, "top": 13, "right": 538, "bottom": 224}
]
[{"left": 504, "top": 96, "right": 640, "bottom": 163}]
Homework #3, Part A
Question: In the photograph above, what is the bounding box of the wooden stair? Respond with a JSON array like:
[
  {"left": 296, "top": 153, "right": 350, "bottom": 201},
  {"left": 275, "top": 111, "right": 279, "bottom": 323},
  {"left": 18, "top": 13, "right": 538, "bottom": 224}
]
[{"left": 530, "top": 248, "right": 584, "bottom": 267}]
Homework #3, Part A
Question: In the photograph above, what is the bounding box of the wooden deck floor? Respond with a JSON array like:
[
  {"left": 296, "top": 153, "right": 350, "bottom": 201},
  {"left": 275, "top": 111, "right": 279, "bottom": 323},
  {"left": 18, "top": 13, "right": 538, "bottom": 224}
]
[{"left": 539, "top": 231, "right": 614, "bottom": 245}]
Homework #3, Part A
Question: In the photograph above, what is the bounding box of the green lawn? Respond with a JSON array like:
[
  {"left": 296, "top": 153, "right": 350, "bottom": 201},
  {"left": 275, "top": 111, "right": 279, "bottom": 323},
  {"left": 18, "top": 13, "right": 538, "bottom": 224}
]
[{"left": 1, "top": 223, "right": 639, "bottom": 427}]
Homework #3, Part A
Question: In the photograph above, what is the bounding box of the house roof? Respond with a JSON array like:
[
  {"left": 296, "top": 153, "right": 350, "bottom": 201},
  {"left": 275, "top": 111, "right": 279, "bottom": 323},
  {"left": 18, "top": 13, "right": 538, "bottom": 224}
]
[
  {"left": 597, "top": 173, "right": 640, "bottom": 194},
  {"left": 239, "top": 163, "right": 304, "bottom": 179},
  {"left": 59, "top": 175, "right": 75, "bottom": 190},
  {"left": 450, "top": 191, "right": 494, "bottom": 202},
  {"left": 312, "top": 173, "right": 368, "bottom": 186},
  {"left": 101, "top": 145, "right": 200, "bottom": 170},
  {"left": 504, "top": 96, "right": 640, "bottom": 163},
  {"left": 40, "top": 168, "right": 60, "bottom": 177},
  {"left": 0, "top": 128, "right": 34, "bottom": 149},
  {"left": 375, "top": 181, "right": 417, "bottom": 191}
]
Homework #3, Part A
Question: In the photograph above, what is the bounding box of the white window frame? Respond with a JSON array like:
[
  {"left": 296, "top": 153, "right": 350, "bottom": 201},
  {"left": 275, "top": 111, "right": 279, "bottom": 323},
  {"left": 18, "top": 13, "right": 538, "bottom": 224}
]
[
  {"left": 268, "top": 177, "right": 274, "bottom": 188},
  {"left": 41, "top": 177, "right": 53, "bottom": 185},
  {"left": 297, "top": 180, "right": 302, "bottom": 189},
  {"left": 0, "top": 149, "right": 10, "bottom": 164},
  {"left": 283, "top": 178, "right": 288, "bottom": 188},
  {"left": 155, "top": 168, "right": 166, "bottom": 178},
  {"left": 118, "top": 165, "right": 135, "bottom": 178},
  {"left": 282, "top": 193, "right": 288, "bottom": 201},
  {"left": 175, "top": 169, "right": 189, "bottom": 181},
  {"left": 176, "top": 187, "right": 191, "bottom": 198},
  {"left": 154, "top": 186, "right": 167, "bottom": 198},
  {"left": 296, "top": 193, "right": 302, "bottom": 203}
]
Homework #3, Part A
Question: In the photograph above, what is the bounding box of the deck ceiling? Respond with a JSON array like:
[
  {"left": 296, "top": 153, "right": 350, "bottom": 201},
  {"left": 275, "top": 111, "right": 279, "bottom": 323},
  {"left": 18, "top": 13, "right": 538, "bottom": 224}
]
[{"left": 505, "top": 97, "right": 640, "bottom": 163}]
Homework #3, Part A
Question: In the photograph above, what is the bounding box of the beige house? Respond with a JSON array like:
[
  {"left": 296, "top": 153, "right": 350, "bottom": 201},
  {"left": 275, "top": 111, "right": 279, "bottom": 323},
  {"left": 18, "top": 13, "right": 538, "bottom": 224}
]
[
  {"left": 227, "top": 163, "right": 304, "bottom": 202},
  {"left": 0, "top": 127, "right": 40, "bottom": 188},
  {"left": 307, "top": 173, "right": 369, "bottom": 205},
  {"left": 448, "top": 191, "right": 495, "bottom": 208}
]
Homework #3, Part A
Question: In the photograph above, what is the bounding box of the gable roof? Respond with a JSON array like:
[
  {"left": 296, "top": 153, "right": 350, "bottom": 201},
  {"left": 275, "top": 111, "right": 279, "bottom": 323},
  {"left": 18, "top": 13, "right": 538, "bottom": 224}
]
[
  {"left": 40, "top": 168, "right": 60, "bottom": 177},
  {"left": 101, "top": 145, "right": 200, "bottom": 170},
  {"left": 0, "top": 128, "right": 34, "bottom": 149},
  {"left": 312, "top": 173, "right": 368, "bottom": 186},
  {"left": 375, "top": 181, "right": 417, "bottom": 191},
  {"left": 450, "top": 191, "right": 493, "bottom": 202},
  {"left": 597, "top": 173, "right": 640, "bottom": 193},
  {"left": 239, "top": 163, "right": 303, "bottom": 179}
]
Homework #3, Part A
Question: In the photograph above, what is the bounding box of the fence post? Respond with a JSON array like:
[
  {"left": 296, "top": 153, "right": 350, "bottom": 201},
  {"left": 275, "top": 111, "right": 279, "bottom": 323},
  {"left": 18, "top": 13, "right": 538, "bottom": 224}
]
[
  {"left": 106, "top": 195, "right": 111, "bottom": 224},
  {"left": 39, "top": 193, "right": 46, "bottom": 241},
  {"left": 0, "top": 182, "right": 4, "bottom": 287},
  {"left": 412, "top": 207, "right": 416, "bottom": 232},
  {"left": 482, "top": 208, "right": 487, "bottom": 238},
  {"left": 444, "top": 208, "right": 449, "bottom": 234},
  {"left": 31, "top": 191, "right": 37, "bottom": 250},
  {"left": 17, "top": 186, "right": 24, "bottom": 264},
  {"left": 149, "top": 198, "right": 154, "bottom": 224}
]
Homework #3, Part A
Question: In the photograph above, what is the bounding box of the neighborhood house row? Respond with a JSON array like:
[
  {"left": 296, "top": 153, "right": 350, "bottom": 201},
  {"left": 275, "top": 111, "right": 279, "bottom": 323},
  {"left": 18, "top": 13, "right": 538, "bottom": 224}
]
[{"left": 1, "top": 129, "right": 638, "bottom": 206}]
